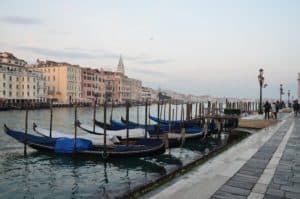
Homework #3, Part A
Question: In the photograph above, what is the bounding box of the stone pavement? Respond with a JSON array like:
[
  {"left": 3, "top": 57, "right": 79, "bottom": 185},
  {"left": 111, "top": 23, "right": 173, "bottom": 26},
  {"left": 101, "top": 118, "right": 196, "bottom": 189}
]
[
  {"left": 145, "top": 114, "right": 292, "bottom": 199},
  {"left": 264, "top": 116, "right": 300, "bottom": 199},
  {"left": 211, "top": 115, "right": 299, "bottom": 199}
]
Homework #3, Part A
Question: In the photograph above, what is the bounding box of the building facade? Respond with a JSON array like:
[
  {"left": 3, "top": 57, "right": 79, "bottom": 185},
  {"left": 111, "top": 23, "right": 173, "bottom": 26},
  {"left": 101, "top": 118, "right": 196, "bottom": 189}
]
[
  {"left": 81, "top": 67, "right": 106, "bottom": 104},
  {"left": 141, "top": 86, "right": 158, "bottom": 102},
  {"left": 0, "top": 52, "right": 47, "bottom": 104},
  {"left": 30, "top": 60, "right": 82, "bottom": 104}
]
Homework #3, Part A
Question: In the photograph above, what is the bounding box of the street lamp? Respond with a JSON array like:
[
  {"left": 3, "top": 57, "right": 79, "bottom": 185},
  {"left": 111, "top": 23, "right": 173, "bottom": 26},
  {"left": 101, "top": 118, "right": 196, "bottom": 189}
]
[
  {"left": 258, "top": 68, "right": 265, "bottom": 114},
  {"left": 287, "top": 90, "right": 290, "bottom": 107},
  {"left": 280, "top": 84, "right": 284, "bottom": 103}
]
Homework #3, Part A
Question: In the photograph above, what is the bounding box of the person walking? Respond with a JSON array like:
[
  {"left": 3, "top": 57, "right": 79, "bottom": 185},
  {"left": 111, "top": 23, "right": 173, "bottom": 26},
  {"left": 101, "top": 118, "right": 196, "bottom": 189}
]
[
  {"left": 264, "top": 101, "right": 271, "bottom": 120},
  {"left": 293, "top": 100, "right": 299, "bottom": 117},
  {"left": 275, "top": 101, "right": 280, "bottom": 119}
]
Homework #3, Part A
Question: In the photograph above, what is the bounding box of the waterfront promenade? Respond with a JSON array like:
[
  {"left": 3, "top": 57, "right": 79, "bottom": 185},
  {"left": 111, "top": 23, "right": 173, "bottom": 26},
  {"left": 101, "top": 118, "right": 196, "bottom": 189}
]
[{"left": 145, "top": 113, "right": 299, "bottom": 199}]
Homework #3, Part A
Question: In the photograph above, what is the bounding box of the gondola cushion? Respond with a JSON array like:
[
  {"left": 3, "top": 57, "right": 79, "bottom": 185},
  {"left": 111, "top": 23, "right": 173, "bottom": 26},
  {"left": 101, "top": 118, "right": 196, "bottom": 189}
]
[{"left": 54, "top": 138, "right": 92, "bottom": 153}]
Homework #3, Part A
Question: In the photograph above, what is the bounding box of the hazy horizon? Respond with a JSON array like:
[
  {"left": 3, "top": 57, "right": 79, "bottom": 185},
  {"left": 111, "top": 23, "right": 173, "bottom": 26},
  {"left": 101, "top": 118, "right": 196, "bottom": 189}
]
[{"left": 1, "top": 0, "right": 299, "bottom": 100}]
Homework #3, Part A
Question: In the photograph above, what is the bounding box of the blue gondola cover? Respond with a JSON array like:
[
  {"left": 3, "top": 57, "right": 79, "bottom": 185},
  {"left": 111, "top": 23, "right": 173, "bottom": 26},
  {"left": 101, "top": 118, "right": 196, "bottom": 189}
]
[{"left": 54, "top": 138, "right": 92, "bottom": 153}]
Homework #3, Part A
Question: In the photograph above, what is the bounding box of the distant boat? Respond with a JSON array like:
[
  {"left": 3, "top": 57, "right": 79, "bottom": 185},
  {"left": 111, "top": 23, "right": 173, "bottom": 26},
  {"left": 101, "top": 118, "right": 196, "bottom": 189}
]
[{"left": 4, "top": 124, "right": 165, "bottom": 158}]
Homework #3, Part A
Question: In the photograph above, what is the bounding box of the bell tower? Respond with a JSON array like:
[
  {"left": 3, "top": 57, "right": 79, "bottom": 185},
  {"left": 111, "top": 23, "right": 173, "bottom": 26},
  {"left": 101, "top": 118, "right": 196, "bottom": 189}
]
[{"left": 117, "top": 55, "right": 125, "bottom": 74}]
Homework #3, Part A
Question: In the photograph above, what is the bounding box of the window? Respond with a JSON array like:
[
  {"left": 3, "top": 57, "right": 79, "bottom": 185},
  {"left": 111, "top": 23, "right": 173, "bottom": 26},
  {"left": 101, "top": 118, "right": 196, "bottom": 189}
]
[
  {"left": 27, "top": 77, "right": 29, "bottom": 81},
  {"left": 3, "top": 82, "right": 5, "bottom": 87},
  {"left": 16, "top": 77, "right": 19, "bottom": 81},
  {"left": 22, "top": 85, "right": 24, "bottom": 89},
  {"left": 22, "top": 77, "right": 24, "bottom": 81},
  {"left": 16, "top": 92, "right": 18, "bottom": 96},
  {"left": 27, "top": 92, "right": 29, "bottom": 96},
  {"left": 53, "top": 76, "right": 55, "bottom": 81},
  {"left": 53, "top": 68, "right": 55, "bottom": 72},
  {"left": 33, "top": 78, "right": 35, "bottom": 82},
  {"left": 9, "top": 91, "right": 12, "bottom": 96},
  {"left": 3, "top": 90, "right": 5, "bottom": 95},
  {"left": 3, "top": 74, "right": 5, "bottom": 79},
  {"left": 22, "top": 92, "right": 24, "bottom": 96},
  {"left": 33, "top": 85, "right": 35, "bottom": 89},
  {"left": 9, "top": 84, "right": 12, "bottom": 89},
  {"left": 16, "top": 85, "right": 18, "bottom": 89},
  {"left": 27, "top": 85, "right": 29, "bottom": 89},
  {"left": 48, "top": 76, "right": 50, "bottom": 81},
  {"left": 9, "top": 76, "right": 12, "bottom": 81}
]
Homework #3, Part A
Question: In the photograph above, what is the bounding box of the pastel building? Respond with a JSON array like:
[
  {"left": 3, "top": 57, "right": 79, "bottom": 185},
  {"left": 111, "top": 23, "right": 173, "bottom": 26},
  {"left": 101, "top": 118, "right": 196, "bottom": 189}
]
[
  {"left": 81, "top": 67, "right": 106, "bottom": 104},
  {"left": 141, "top": 86, "right": 158, "bottom": 102},
  {"left": 30, "top": 60, "right": 82, "bottom": 104},
  {"left": 0, "top": 52, "right": 47, "bottom": 103}
]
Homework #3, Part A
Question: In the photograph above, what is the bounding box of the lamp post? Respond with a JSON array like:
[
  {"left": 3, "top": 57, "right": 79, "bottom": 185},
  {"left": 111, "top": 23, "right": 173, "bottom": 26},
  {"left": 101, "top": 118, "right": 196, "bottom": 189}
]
[
  {"left": 258, "top": 68, "right": 265, "bottom": 114},
  {"left": 280, "top": 84, "right": 284, "bottom": 103},
  {"left": 287, "top": 90, "right": 290, "bottom": 107}
]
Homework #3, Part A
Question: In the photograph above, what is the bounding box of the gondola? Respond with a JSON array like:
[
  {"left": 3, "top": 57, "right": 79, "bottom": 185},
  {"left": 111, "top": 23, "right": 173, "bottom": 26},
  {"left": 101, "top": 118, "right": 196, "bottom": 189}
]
[
  {"left": 119, "top": 116, "right": 204, "bottom": 135},
  {"left": 4, "top": 124, "right": 166, "bottom": 158},
  {"left": 149, "top": 115, "right": 200, "bottom": 127},
  {"left": 79, "top": 121, "right": 204, "bottom": 148},
  {"left": 94, "top": 119, "right": 138, "bottom": 130},
  {"left": 77, "top": 121, "right": 148, "bottom": 139},
  {"left": 33, "top": 122, "right": 120, "bottom": 145}
]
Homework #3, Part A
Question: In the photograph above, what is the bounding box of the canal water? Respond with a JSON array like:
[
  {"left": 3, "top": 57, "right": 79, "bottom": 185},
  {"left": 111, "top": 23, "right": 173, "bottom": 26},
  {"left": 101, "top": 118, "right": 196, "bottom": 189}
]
[{"left": 0, "top": 105, "right": 228, "bottom": 199}]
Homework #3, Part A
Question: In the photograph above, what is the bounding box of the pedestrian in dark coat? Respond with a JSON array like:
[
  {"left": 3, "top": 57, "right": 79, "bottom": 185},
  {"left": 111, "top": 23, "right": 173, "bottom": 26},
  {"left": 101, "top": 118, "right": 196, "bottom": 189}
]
[
  {"left": 275, "top": 101, "right": 280, "bottom": 119},
  {"left": 264, "top": 101, "right": 271, "bottom": 120}
]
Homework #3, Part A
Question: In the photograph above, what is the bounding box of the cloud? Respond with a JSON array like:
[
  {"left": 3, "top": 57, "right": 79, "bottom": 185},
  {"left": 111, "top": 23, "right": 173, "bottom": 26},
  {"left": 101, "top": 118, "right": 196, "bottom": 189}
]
[
  {"left": 141, "top": 59, "right": 172, "bottom": 65},
  {"left": 130, "top": 68, "right": 167, "bottom": 77},
  {"left": 0, "top": 16, "right": 42, "bottom": 25},
  {"left": 17, "top": 46, "right": 97, "bottom": 59}
]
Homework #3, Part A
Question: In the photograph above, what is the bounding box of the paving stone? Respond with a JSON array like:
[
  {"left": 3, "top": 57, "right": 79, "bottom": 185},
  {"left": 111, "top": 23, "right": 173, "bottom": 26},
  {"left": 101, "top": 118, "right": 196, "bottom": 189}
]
[
  {"left": 220, "top": 185, "right": 251, "bottom": 196},
  {"left": 232, "top": 173, "right": 258, "bottom": 183},
  {"left": 268, "top": 183, "right": 280, "bottom": 190},
  {"left": 281, "top": 184, "right": 300, "bottom": 193},
  {"left": 247, "top": 192, "right": 264, "bottom": 199},
  {"left": 252, "top": 183, "right": 267, "bottom": 194},
  {"left": 238, "top": 169, "right": 263, "bottom": 177},
  {"left": 285, "top": 191, "right": 300, "bottom": 199},
  {"left": 212, "top": 191, "right": 246, "bottom": 199},
  {"left": 226, "top": 179, "right": 254, "bottom": 190},
  {"left": 265, "top": 188, "right": 284, "bottom": 197},
  {"left": 264, "top": 193, "right": 285, "bottom": 199}
]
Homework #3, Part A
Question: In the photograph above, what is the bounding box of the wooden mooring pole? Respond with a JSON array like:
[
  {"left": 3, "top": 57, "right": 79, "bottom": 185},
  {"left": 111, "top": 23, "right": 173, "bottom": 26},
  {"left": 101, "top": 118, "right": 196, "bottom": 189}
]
[
  {"left": 144, "top": 100, "right": 148, "bottom": 138},
  {"left": 24, "top": 108, "right": 28, "bottom": 155},
  {"left": 126, "top": 101, "right": 129, "bottom": 146},
  {"left": 49, "top": 99, "right": 53, "bottom": 138}
]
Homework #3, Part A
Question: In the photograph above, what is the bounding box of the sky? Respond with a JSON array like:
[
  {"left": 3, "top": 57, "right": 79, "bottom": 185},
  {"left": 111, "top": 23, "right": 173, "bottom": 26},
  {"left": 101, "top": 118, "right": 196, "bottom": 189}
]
[{"left": 0, "top": 0, "right": 299, "bottom": 99}]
